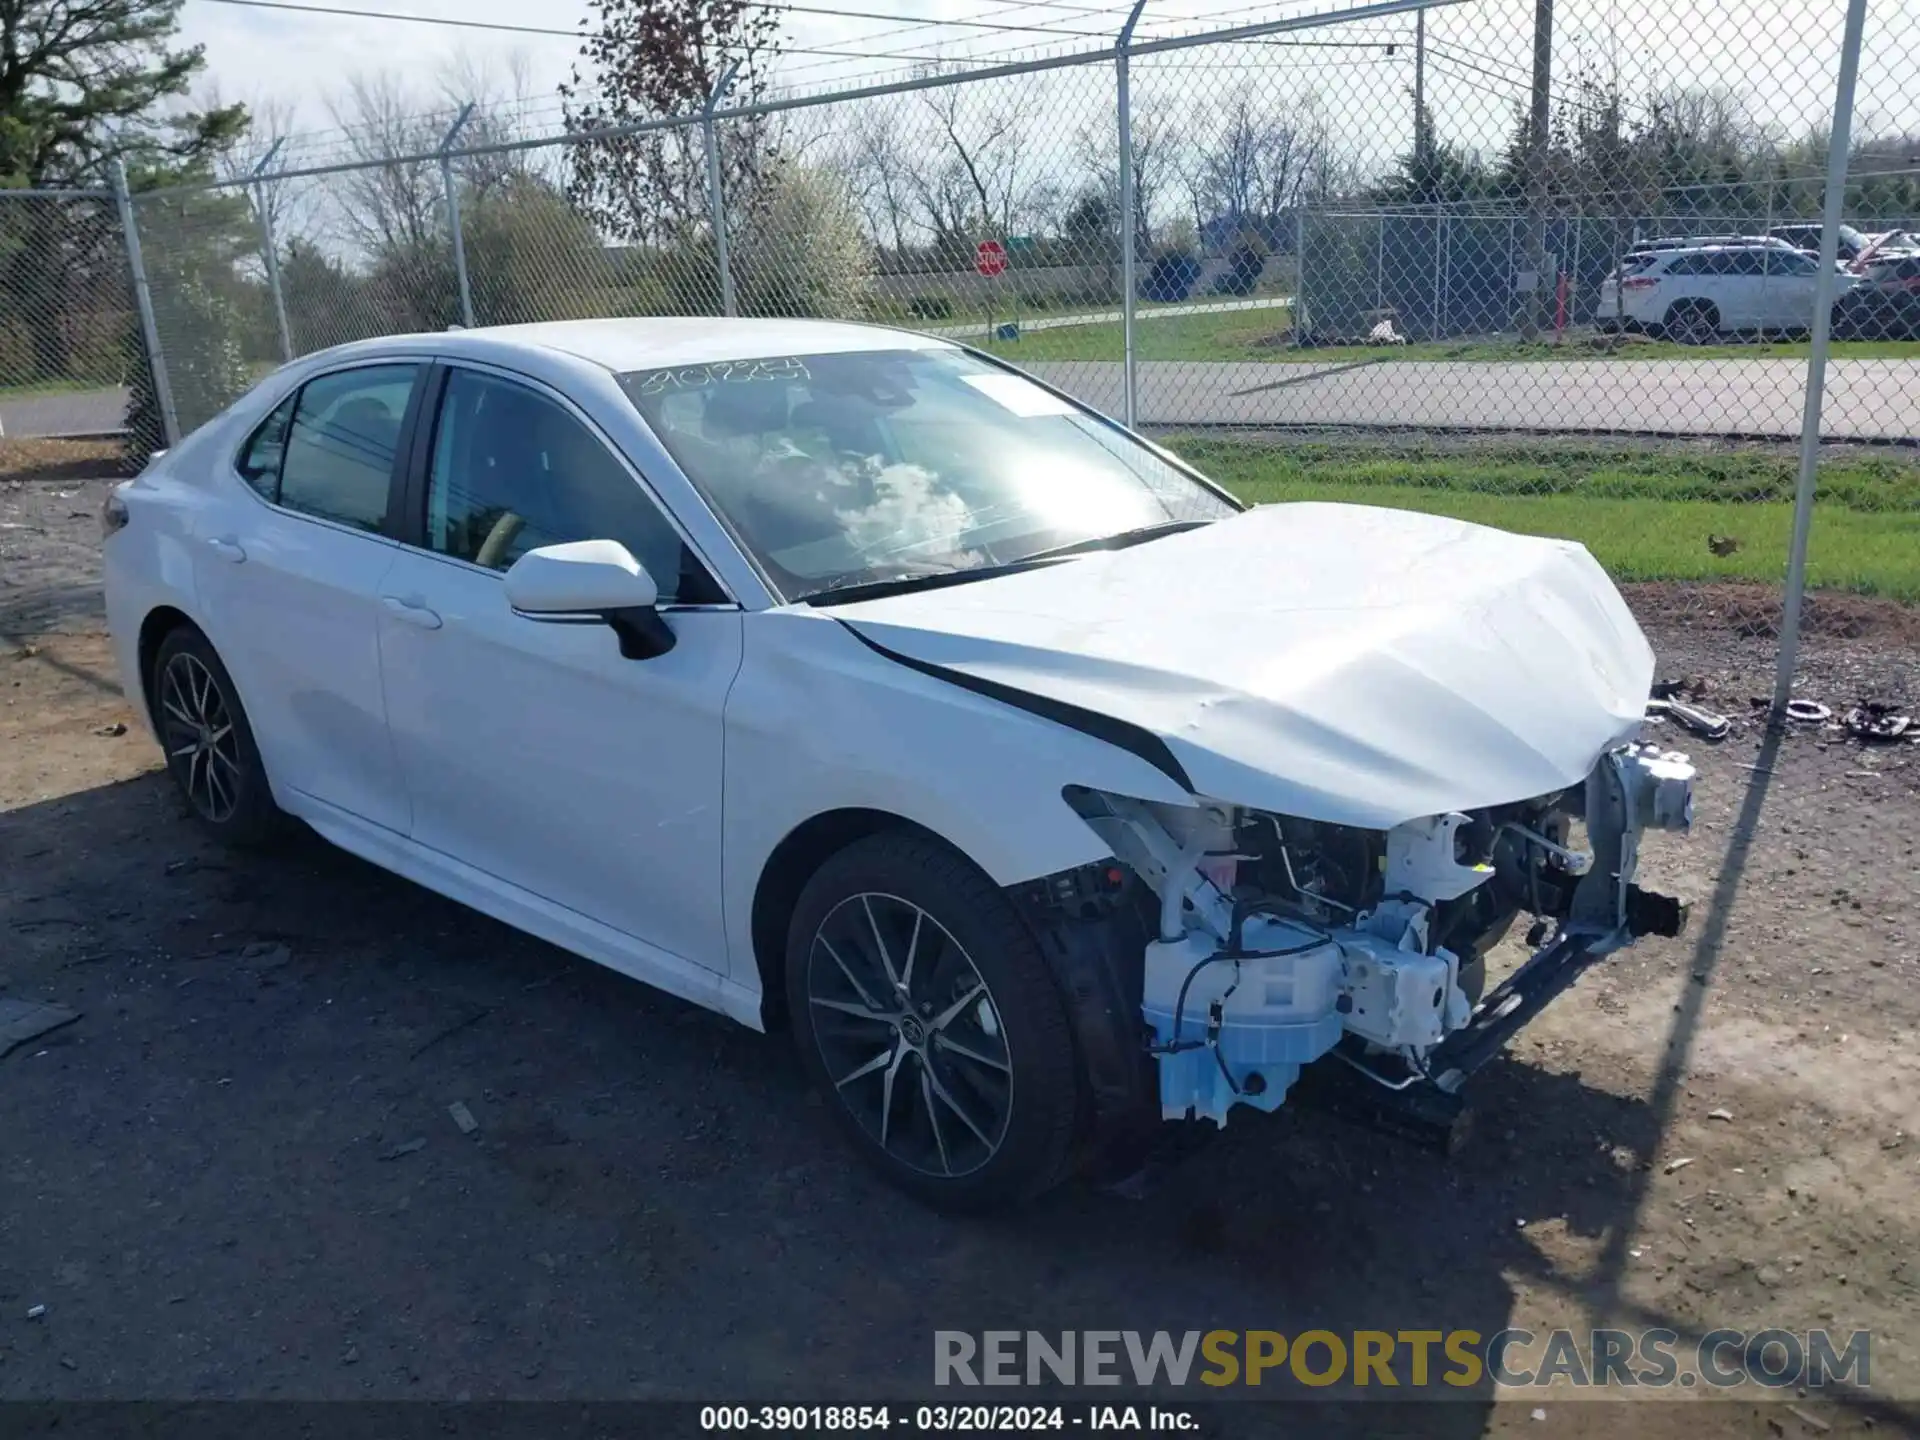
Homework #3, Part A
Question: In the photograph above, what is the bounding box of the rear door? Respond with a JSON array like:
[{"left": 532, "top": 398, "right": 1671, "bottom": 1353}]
[
  {"left": 1762, "top": 248, "right": 1822, "bottom": 331},
  {"left": 192, "top": 362, "right": 426, "bottom": 834},
  {"left": 1707, "top": 249, "right": 1763, "bottom": 328}
]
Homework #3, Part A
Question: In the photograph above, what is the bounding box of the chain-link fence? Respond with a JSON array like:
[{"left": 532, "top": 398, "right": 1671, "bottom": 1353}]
[
  {"left": 0, "top": 188, "right": 160, "bottom": 456},
  {"left": 4, "top": 0, "right": 1913, "bottom": 698}
]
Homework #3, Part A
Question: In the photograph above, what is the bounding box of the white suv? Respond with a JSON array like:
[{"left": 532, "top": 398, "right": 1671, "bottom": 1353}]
[{"left": 1597, "top": 244, "right": 1849, "bottom": 342}]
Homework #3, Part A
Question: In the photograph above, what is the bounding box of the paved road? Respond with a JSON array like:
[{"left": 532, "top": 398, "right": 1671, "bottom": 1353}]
[
  {"left": 0, "top": 386, "right": 128, "bottom": 440},
  {"left": 1026, "top": 356, "right": 1920, "bottom": 441},
  {"left": 930, "top": 294, "right": 1291, "bottom": 341},
  {"left": 6, "top": 357, "right": 1917, "bottom": 442}
]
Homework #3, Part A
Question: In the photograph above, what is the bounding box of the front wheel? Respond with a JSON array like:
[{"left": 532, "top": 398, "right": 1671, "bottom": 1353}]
[{"left": 785, "top": 832, "right": 1081, "bottom": 1211}]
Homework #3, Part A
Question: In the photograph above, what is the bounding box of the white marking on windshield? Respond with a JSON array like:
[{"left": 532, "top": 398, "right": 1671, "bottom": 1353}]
[{"left": 959, "top": 373, "right": 1079, "bottom": 417}]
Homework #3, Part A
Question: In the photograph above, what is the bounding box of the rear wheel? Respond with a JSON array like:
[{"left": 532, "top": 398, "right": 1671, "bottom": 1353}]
[
  {"left": 785, "top": 831, "right": 1080, "bottom": 1211},
  {"left": 1663, "top": 300, "right": 1719, "bottom": 345},
  {"left": 151, "top": 626, "right": 284, "bottom": 846}
]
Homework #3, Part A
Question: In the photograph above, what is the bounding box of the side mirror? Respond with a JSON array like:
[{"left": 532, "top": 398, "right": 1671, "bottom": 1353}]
[{"left": 504, "top": 539, "right": 675, "bottom": 659}]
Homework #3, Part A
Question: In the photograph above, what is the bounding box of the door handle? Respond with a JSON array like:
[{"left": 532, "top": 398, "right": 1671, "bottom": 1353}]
[
  {"left": 205, "top": 536, "right": 246, "bottom": 563},
  {"left": 381, "top": 595, "right": 443, "bottom": 630}
]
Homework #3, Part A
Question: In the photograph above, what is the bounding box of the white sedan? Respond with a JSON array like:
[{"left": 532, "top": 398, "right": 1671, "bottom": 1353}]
[{"left": 103, "top": 318, "right": 1695, "bottom": 1209}]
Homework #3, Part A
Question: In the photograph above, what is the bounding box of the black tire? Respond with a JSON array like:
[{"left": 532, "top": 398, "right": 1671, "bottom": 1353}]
[
  {"left": 785, "top": 831, "right": 1080, "bottom": 1212},
  {"left": 149, "top": 625, "right": 284, "bottom": 847},
  {"left": 1663, "top": 300, "right": 1719, "bottom": 345}
]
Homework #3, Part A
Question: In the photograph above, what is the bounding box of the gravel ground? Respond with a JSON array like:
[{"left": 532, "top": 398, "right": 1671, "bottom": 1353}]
[{"left": 3, "top": 460, "right": 1918, "bottom": 1437}]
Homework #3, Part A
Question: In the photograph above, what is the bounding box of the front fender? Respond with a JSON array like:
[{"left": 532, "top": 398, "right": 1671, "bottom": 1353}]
[{"left": 721, "top": 608, "right": 1193, "bottom": 993}]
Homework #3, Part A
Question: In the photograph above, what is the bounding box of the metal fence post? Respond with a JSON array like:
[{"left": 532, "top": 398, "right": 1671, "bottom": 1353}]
[
  {"left": 1116, "top": 0, "right": 1148, "bottom": 428},
  {"left": 1295, "top": 209, "right": 1308, "bottom": 335},
  {"left": 251, "top": 138, "right": 293, "bottom": 363},
  {"left": 704, "top": 61, "right": 742, "bottom": 318},
  {"left": 440, "top": 103, "right": 477, "bottom": 328},
  {"left": 1375, "top": 215, "right": 1386, "bottom": 318},
  {"left": 111, "top": 159, "right": 179, "bottom": 449},
  {"left": 1772, "top": 0, "right": 1870, "bottom": 713}
]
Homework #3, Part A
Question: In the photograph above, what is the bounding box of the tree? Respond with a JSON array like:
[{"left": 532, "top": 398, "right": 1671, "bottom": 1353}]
[
  {"left": 124, "top": 269, "right": 250, "bottom": 458},
  {"left": 733, "top": 164, "right": 874, "bottom": 318},
  {"left": 463, "top": 174, "right": 617, "bottom": 325},
  {"left": 845, "top": 106, "right": 916, "bottom": 263},
  {"left": 560, "top": 0, "right": 782, "bottom": 251},
  {"left": 1187, "top": 85, "right": 1334, "bottom": 246},
  {"left": 0, "top": 0, "right": 243, "bottom": 393},
  {"left": 0, "top": 0, "right": 243, "bottom": 187},
  {"left": 907, "top": 67, "right": 1038, "bottom": 263},
  {"left": 1074, "top": 96, "right": 1181, "bottom": 261},
  {"left": 1371, "top": 104, "right": 1497, "bottom": 207}
]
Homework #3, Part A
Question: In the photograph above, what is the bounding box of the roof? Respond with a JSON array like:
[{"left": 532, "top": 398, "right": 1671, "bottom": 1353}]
[
  {"left": 1644, "top": 242, "right": 1789, "bottom": 256},
  {"left": 442, "top": 316, "right": 953, "bottom": 372}
]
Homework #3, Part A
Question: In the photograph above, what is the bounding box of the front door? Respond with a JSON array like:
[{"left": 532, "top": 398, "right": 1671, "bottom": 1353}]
[{"left": 375, "top": 364, "right": 743, "bottom": 970}]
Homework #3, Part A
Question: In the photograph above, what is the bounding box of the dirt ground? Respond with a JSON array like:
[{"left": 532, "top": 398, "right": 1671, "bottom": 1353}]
[{"left": 3, "top": 460, "right": 1918, "bottom": 1437}]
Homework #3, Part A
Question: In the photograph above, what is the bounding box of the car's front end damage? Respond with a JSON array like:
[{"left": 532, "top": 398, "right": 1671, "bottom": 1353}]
[
  {"left": 836, "top": 501, "right": 1698, "bottom": 1166},
  {"left": 1008, "top": 739, "right": 1694, "bottom": 1168}
]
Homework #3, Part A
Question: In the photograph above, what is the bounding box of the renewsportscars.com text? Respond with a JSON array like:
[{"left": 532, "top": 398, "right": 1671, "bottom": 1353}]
[{"left": 934, "top": 1329, "right": 1870, "bottom": 1391}]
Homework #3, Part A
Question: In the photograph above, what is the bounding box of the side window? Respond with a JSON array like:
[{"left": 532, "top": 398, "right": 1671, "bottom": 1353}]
[
  {"left": 1725, "top": 250, "right": 1765, "bottom": 276},
  {"left": 424, "top": 368, "right": 697, "bottom": 603},
  {"left": 1664, "top": 255, "right": 1700, "bottom": 276},
  {"left": 236, "top": 394, "right": 296, "bottom": 500},
  {"left": 279, "top": 365, "right": 420, "bottom": 532}
]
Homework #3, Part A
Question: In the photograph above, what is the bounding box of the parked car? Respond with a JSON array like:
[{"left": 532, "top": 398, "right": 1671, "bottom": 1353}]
[
  {"left": 1854, "top": 230, "right": 1920, "bottom": 271},
  {"left": 1594, "top": 237, "right": 1811, "bottom": 329},
  {"left": 1597, "top": 243, "right": 1853, "bottom": 342},
  {"left": 1768, "top": 222, "right": 1872, "bottom": 262},
  {"left": 1833, "top": 251, "right": 1920, "bottom": 340},
  {"left": 101, "top": 319, "right": 1696, "bottom": 1209},
  {"left": 1618, "top": 235, "right": 1799, "bottom": 267}
]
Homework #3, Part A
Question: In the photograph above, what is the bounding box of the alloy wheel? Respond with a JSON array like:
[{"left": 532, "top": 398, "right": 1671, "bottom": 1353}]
[
  {"left": 158, "top": 651, "right": 243, "bottom": 824},
  {"left": 805, "top": 892, "right": 1013, "bottom": 1178}
]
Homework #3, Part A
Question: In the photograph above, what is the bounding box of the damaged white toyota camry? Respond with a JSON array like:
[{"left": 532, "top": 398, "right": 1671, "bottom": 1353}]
[{"left": 103, "top": 318, "right": 1695, "bottom": 1209}]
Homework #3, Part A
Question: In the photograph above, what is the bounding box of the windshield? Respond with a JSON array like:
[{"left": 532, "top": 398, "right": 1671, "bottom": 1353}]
[{"left": 618, "top": 348, "right": 1238, "bottom": 601}]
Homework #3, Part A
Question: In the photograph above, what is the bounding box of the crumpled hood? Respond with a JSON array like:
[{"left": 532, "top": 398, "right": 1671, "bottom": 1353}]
[{"left": 834, "top": 502, "right": 1653, "bottom": 828}]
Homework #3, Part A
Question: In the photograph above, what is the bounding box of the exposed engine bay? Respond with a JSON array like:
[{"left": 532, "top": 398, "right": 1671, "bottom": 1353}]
[{"left": 1061, "top": 743, "right": 1696, "bottom": 1129}]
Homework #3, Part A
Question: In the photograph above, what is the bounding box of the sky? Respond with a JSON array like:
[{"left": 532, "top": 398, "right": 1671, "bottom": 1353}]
[{"left": 173, "top": 0, "right": 1916, "bottom": 182}]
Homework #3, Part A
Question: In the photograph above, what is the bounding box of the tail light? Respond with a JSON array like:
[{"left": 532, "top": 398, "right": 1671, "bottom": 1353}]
[
  {"left": 1622, "top": 276, "right": 1659, "bottom": 292},
  {"left": 100, "top": 488, "right": 130, "bottom": 539}
]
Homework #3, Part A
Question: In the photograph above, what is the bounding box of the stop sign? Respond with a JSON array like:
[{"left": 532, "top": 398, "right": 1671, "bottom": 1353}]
[{"left": 975, "top": 239, "right": 1008, "bottom": 277}]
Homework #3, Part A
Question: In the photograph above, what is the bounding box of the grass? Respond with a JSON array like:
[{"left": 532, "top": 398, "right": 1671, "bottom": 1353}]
[
  {"left": 1163, "top": 435, "right": 1920, "bottom": 602},
  {"left": 978, "top": 307, "right": 1920, "bottom": 365}
]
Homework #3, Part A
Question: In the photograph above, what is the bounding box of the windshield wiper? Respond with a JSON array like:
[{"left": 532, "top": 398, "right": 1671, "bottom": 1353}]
[
  {"left": 801, "top": 520, "right": 1214, "bottom": 607},
  {"left": 801, "top": 557, "right": 1069, "bottom": 607},
  {"left": 1017, "top": 518, "right": 1213, "bottom": 563}
]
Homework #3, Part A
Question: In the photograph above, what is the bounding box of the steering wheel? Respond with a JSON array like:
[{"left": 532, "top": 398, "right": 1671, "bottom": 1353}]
[{"left": 475, "top": 512, "right": 527, "bottom": 570}]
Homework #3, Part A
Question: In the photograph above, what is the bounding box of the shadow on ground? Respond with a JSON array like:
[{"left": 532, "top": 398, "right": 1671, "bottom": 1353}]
[{"left": 0, "top": 754, "right": 1905, "bottom": 1433}]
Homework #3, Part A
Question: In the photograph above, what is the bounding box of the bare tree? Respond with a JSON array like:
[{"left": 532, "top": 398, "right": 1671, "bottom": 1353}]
[
  {"left": 1074, "top": 94, "right": 1182, "bottom": 255},
  {"left": 324, "top": 72, "right": 450, "bottom": 261},
  {"left": 910, "top": 70, "right": 1036, "bottom": 257},
  {"left": 442, "top": 50, "right": 552, "bottom": 195},
  {"left": 1186, "top": 84, "right": 1338, "bottom": 241},
  {"left": 845, "top": 106, "right": 916, "bottom": 261},
  {"left": 210, "top": 88, "right": 309, "bottom": 260}
]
